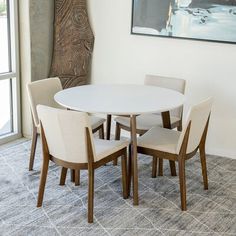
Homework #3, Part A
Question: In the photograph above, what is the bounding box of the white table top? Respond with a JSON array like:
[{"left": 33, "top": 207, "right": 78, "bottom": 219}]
[{"left": 54, "top": 84, "right": 185, "bottom": 115}]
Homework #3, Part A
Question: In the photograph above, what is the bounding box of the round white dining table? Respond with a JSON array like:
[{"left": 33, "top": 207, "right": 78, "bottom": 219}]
[{"left": 54, "top": 84, "right": 185, "bottom": 205}]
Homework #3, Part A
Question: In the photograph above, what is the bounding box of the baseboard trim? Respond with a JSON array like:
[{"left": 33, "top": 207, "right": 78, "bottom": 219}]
[{"left": 206, "top": 147, "right": 236, "bottom": 160}]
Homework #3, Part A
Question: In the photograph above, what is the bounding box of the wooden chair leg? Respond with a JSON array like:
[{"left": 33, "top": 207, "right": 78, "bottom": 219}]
[
  {"left": 199, "top": 145, "right": 208, "bottom": 190},
  {"left": 29, "top": 126, "right": 38, "bottom": 171},
  {"left": 177, "top": 124, "right": 182, "bottom": 132},
  {"left": 113, "top": 123, "right": 121, "bottom": 166},
  {"left": 88, "top": 168, "right": 94, "bottom": 223},
  {"left": 113, "top": 160, "right": 118, "bottom": 166},
  {"left": 158, "top": 158, "right": 164, "bottom": 176},
  {"left": 37, "top": 156, "right": 49, "bottom": 207},
  {"left": 178, "top": 158, "right": 187, "bottom": 211},
  {"left": 121, "top": 151, "right": 128, "bottom": 199},
  {"left": 59, "top": 167, "right": 67, "bottom": 186},
  {"left": 70, "top": 169, "right": 75, "bottom": 182},
  {"left": 169, "top": 160, "right": 177, "bottom": 176},
  {"left": 127, "top": 144, "right": 132, "bottom": 196},
  {"left": 106, "top": 114, "right": 112, "bottom": 140},
  {"left": 115, "top": 123, "right": 121, "bottom": 140},
  {"left": 98, "top": 124, "right": 105, "bottom": 139},
  {"left": 75, "top": 169, "right": 80, "bottom": 186},
  {"left": 152, "top": 156, "right": 158, "bottom": 178}
]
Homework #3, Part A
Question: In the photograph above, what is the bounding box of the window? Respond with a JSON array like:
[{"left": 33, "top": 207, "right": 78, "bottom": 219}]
[
  {"left": 0, "top": 0, "right": 10, "bottom": 73},
  {"left": 0, "top": 0, "right": 20, "bottom": 143}
]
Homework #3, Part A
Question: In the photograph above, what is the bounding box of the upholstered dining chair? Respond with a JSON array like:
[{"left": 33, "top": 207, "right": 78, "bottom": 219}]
[
  {"left": 27, "top": 77, "right": 106, "bottom": 171},
  {"left": 137, "top": 98, "right": 213, "bottom": 210},
  {"left": 113, "top": 75, "right": 186, "bottom": 176},
  {"left": 37, "top": 105, "right": 129, "bottom": 223}
]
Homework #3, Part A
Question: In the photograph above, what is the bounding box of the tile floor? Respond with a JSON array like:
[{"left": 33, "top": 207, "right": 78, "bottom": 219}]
[{"left": 0, "top": 138, "right": 236, "bottom": 236}]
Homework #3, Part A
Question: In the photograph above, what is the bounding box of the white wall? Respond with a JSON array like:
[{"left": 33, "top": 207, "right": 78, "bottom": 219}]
[{"left": 88, "top": 0, "right": 236, "bottom": 159}]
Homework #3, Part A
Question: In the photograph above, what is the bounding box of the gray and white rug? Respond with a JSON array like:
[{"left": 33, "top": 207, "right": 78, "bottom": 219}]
[{"left": 0, "top": 138, "right": 236, "bottom": 236}]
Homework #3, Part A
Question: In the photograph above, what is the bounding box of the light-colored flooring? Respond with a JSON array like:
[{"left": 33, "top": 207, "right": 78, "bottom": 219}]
[{"left": 0, "top": 138, "right": 236, "bottom": 236}]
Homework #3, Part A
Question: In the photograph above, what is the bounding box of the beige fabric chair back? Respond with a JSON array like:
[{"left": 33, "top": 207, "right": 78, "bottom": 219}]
[
  {"left": 145, "top": 75, "right": 186, "bottom": 118},
  {"left": 177, "top": 98, "right": 213, "bottom": 154},
  {"left": 37, "top": 105, "right": 95, "bottom": 164},
  {"left": 27, "top": 77, "right": 63, "bottom": 127}
]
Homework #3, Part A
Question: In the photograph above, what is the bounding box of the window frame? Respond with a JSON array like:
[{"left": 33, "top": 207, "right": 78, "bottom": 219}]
[{"left": 0, "top": 0, "right": 21, "bottom": 144}]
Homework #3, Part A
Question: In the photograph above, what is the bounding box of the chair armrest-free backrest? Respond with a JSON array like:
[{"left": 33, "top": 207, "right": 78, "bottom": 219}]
[
  {"left": 145, "top": 74, "right": 186, "bottom": 118},
  {"left": 177, "top": 98, "right": 213, "bottom": 154},
  {"left": 27, "top": 77, "right": 63, "bottom": 127},
  {"left": 37, "top": 105, "right": 95, "bottom": 164}
]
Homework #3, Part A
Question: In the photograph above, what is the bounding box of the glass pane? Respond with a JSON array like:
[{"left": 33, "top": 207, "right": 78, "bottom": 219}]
[
  {"left": 0, "top": 0, "right": 10, "bottom": 73},
  {"left": 0, "top": 79, "right": 12, "bottom": 136}
]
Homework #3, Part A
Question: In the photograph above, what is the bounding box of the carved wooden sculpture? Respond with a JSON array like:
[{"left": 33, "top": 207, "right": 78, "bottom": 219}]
[{"left": 50, "top": 0, "right": 94, "bottom": 88}]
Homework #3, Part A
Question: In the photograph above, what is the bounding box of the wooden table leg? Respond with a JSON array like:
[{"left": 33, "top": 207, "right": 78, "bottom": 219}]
[
  {"left": 162, "top": 111, "right": 177, "bottom": 176},
  {"left": 106, "top": 114, "right": 111, "bottom": 140},
  {"left": 127, "top": 144, "right": 132, "bottom": 196},
  {"left": 130, "top": 115, "right": 139, "bottom": 205},
  {"left": 70, "top": 169, "right": 75, "bottom": 182},
  {"left": 169, "top": 161, "right": 177, "bottom": 176}
]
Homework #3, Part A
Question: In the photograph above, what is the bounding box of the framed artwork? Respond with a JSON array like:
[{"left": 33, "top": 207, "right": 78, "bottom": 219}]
[{"left": 131, "top": 0, "right": 236, "bottom": 44}]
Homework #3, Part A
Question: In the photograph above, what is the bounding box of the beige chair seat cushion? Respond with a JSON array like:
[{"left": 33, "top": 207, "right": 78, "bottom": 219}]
[
  {"left": 95, "top": 139, "right": 129, "bottom": 161},
  {"left": 138, "top": 126, "right": 181, "bottom": 154},
  {"left": 89, "top": 116, "right": 106, "bottom": 130},
  {"left": 115, "top": 114, "right": 180, "bottom": 131}
]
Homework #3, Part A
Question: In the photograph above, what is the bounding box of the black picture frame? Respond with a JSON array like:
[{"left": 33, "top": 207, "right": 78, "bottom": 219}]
[{"left": 131, "top": 0, "right": 236, "bottom": 45}]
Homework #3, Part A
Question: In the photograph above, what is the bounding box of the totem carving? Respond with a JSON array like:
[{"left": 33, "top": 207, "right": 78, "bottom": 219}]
[{"left": 50, "top": 0, "right": 94, "bottom": 88}]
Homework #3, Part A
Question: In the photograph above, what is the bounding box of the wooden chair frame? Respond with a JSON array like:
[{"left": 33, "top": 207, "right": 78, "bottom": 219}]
[
  {"left": 112, "top": 111, "right": 182, "bottom": 177},
  {"left": 37, "top": 122, "right": 128, "bottom": 223},
  {"left": 136, "top": 116, "right": 210, "bottom": 210}
]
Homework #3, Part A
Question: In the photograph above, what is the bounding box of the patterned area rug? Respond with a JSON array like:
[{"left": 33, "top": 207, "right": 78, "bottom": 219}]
[{"left": 0, "top": 138, "right": 236, "bottom": 236}]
